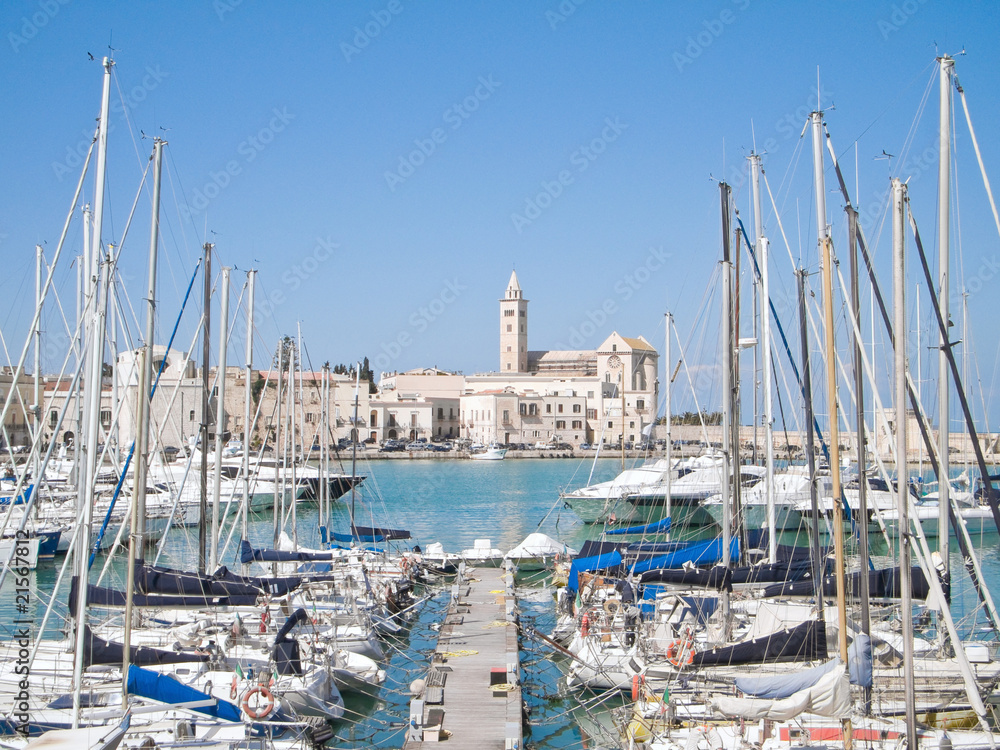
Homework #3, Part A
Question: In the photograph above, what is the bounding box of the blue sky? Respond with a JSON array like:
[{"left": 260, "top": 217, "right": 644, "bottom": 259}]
[{"left": 3, "top": 1, "right": 1000, "bottom": 428}]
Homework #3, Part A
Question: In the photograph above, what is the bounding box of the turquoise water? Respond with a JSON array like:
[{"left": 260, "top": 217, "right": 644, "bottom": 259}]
[{"left": 7, "top": 456, "right": 1000, "bottom": 747}]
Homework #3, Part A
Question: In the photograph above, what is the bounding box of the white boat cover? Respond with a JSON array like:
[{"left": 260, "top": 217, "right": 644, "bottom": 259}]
[
  {"left": 712, "top": 660, "right": 851, "bottom": 721},
  {"left": 504, "top": 533, "right": 577, "bottom": 560}
]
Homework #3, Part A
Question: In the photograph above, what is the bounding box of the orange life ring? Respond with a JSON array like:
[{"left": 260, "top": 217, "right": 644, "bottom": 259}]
[
  {"left": 631, "top": 673, "right": 645, "bottom": 702},
  {"left": 666, "top": 639, "right": 695, "bottom": 667},
  {"left": 241, "top": 684, "right": 275, "bottom": 720}
]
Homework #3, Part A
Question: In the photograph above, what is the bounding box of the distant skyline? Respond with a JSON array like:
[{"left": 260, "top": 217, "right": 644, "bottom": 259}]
[{"left": 3, "top": 2, "right": 1000, "bottom": 430}]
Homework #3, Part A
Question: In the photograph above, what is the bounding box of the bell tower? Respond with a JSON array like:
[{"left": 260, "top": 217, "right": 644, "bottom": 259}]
[{"left": 500, "top": 270, "right": 528, "bottom": 372}]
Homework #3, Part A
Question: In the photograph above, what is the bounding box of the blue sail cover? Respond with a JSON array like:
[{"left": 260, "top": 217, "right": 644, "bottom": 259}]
[
  {"left": 606, "top": 517, "right": 672, "bottom": 536},
  {"left": 567, "top": 550, "right": 623, "bottom": 591},
  {"left": 629, "top": 537, "right": 739, "bottom": 574},
  {"left": 239, "top": 539, "right": 341, "bottom": 563},
  {"left": 127, "top": 665, "right": 242, "bottom": 722},
  {"left": 331, "top": 525, "right": 411, "bottom": 544}
]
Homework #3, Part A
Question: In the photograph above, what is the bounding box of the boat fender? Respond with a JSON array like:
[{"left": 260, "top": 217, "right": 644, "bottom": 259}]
[
  {"left": 631, "top": 673, "right": 645, "bottom": 702},
  {"left": 580, "top": 612, "right": 590, "bottom": 638},
  {"left": 259, "top": 609, "right": 270, "bottom": 634},
  {"left": 230, "top": 674, "right": 238, "bottom": 700},
  {"left": 242, "top": 684, "right": 275, "bottom": 720},
  {"left": 603, "top": 598, "right": 622, "bottom": 616}
]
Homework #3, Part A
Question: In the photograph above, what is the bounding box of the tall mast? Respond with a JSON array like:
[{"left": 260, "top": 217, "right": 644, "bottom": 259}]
[
  {"left": 936, "top": 54, "right": 954, "bottom": 592},
  {"left": 72, "top": 56, "right": 113, "bottom": 730},
  {"left": 350, "top": 367, "right": 360, "bottom": 533},
  {"left": 138, "top": 137, "right": 165, "bottom": 539},
  {"left": 242, "top": 270, "right": 255, "bottom": 555},
  {"left": 198, "top": 242, "right": 212, "bottom": 575},
  {"left": 798, "top": 269, "right": 823, "bottom": 619},
  {"left": 893, "top": 178, "right": 918, "bottom": 748},
  {"left": 848, "top": 205, "right": 872, "bottom": 712},
  {"left": 34, "top": 245, "right": 43, "bottom": 482},
  {"left": 719, "top": 181, "right": 734, "bottom": 632},
  {"left": 273, "top": 343, "right": 283, "bottom": 549},
  {"left": 663, "top": 312, "right": 672, "bottom": 539},
  {"left": 289, "top": 332, "right": 298, "bottom": 549},
  {"left": 750, "top": 153, "right": 776, "bottom": 562},
  {"left": 210, "top": 266, "right": 231, "bottom": 571},
  {"left": 122, "top": 345, "right": 149, "bottom": 702}
]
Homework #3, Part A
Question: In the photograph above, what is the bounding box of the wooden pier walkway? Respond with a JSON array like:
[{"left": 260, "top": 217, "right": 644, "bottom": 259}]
[{"left": 404, "top": 562, "right": 523, "bottom": 750}]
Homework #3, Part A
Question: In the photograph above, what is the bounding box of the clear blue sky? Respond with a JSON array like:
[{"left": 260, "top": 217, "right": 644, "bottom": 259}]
[{"left": 3, "top": 1, "right": 999, "bottom": 428}]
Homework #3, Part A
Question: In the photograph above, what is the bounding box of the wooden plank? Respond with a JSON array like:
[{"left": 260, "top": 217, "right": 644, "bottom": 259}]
[{"left": 404, "top": 564, "right": 523, "bottom": 750}]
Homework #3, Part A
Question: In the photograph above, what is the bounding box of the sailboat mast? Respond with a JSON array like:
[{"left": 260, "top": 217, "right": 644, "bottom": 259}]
[
  {"left": 750, "top": 153, "right": 776, "bottom": 562},
  {"left": 273, "top": 344, "right": 283, "bottom": 549},
  {"left": 798, "top": 269, "right": 823, "bottom": 620},
  {"left": 242, "top": 270, "right": 255, "bottom": 552},
  {"left": 72, "top": 56, "right": 113, "bottom": 730},
  {"left": 33, "top": 245, "right": 42, "bottom": 483},
  {"left": 290, "top": 329, "right": 299, "bottom": 549},
  {"left": 122, "top": 346, "right": 149, "bottom": 701},
  {"left": 848, "top": 205, "right": 872, "bottom": 711},
  {"left": 210, "top": 266, "right": 231, "bottom": 571},
  {"left": 937, "top": 54, "right": 954, "bottom": 589},
  {"left": 350, "top": 367, "right": 360, "bottom": 532},
  {"left": 198, "top": 242, "right": 212, "bottom": 575},
  {"left": 720, "top": 181, "right": 734, "bottom": 629},
  {"left": 138, "top": 137, "right": 165, "bottom": 538},
  {"left": 893, "top": 178, "right": 918, "bottom": 748},
  {"left": 664, "top": 312, "right": 672, "bottom": 539}
]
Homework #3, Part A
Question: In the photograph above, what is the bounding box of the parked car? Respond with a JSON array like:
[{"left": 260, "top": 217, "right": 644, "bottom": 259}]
[{"left": 379, "top": 440, "right": 404, "bottom": 452}]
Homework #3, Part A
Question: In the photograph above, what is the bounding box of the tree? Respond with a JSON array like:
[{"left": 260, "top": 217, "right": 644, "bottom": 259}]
[{"left": 272, "top": 336, "right": 297, "bottom": 371}]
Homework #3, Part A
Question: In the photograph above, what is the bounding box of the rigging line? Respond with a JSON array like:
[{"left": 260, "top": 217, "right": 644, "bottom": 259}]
[
  {"left": 831, "top": 59, "right": 937, "bottom": 163},
  {"left": 956, "top": 75, "right": 1000, "bottom": 240},
  {"left": 112, "top": 66, "right": 150, "bottom": 185}
]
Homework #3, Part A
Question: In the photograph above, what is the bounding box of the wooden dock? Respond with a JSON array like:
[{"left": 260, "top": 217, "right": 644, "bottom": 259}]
[{"left": 404, "top": 562, "right": 523, "bottom": 750}]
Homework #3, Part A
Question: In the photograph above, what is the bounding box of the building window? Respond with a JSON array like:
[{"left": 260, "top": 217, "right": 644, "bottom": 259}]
[
  {"left": 305, "top": 412, "right": 315, "bottom": 423},
  {"left": 629, "top": 421, "right": 635, "bottom": 428},
  {"left": 507, "top": 363, "right": 511, "bottom": 370},
  {"left": 608, "top": 421, "right": 613, "bottom": 428},
  {"left": 502, "top": 410, "right": 510, "bottom": 423},
  {"left": 507, "top": 346, "right": 511, "bottom": 352},
  {"left": 529, "top": 404, "right": 537, "bottom": 416},
  {"left": 545, "top": 404, "right": 551, "bottom": 414},
  {"left": 572, "top": 420, "right": 582, "bottom": 429},
  {"left": 520, "top": 325, "right": 524, "bottom": 332},
  {"left": 612, "top": 344, "right": 617, "bottom": 351},
  {"left": 189, "top": 410, "right": 195, "bottom": 421},
  {"left": 370, "top": 411, "right": 378, "bottom": 427},
  {"left": 587, "top": 409, "right": 596, "bottom": 419},
  {"left": 50, "top": 410, "right": 58, "bottom": 427},
  {"left": 100, "top": 410, "right": 112, "bottom": 427},
  {"left": 507, "top": 324, "right": 512, "bottom": 332},
  {"left": 557, "top": 404, "right": 563, "bottom": 414},
  {"left": 637, "top": 399, "right": 645, "bottom": 410},
  {"left": 411, "top": 413, "right": 418, "bottom": 427},
  {"left": 520, "top": 310, "right": 525, "bottom": 317},
  {"left": 437, "top": 408, "right": 444, "bottom": 419},
  {"left": 572, "top": 404, "right": 581, "bottom": 413},
  {"left": 556, "top": 420, "right": 565, "bottom": 429},
  {"left": 449, "top": 408, "right": 454, "bottom": 418},
  {"left": 519, "top": 403, "right": 526, "bottom": 415}
]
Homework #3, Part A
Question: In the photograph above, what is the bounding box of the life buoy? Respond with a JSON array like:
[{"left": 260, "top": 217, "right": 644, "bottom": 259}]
[
  {"left": 631, "top": 673, "right": 645, "bottom": 702},
  {"left": 580, "top": 612, "right": 590, "bottom": 638},
  {"left": 666, "top": 639, "right": 695, "bottom": 668},
  {"left": 241, "top": 685, "right": 275, "bottom": 720},
  {"left": 400, "top": 557, "right": 411, "bottom": 573},
  {"left": 603, "top": 598, "right": 622, "bottom": 616}
]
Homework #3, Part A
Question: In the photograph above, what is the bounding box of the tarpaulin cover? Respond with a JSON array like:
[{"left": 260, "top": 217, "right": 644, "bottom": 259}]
[
  {"left": 735, "top": 658, "right": 840, "bottom": 699},
  {"left": 136, "top": 561, "right": 302, "bottom": 597},
  {"left": 638, "top": 565, "right": 732, "bottom": 590},
  {"left": 715, "top": 663, "right": 851, "bottom": 720},
  {"left": 567, "top": 550, "right": 622, "bottom": 591},
  {"left": 760, "top": 566, "right": 928, "bottom": 600},
  {"left": 70, "top": 576, "right": 259, "bottom": 610},
  {"left": 849, "top": 633, "right": 873, "bottom": 689},
  {"left": 240, "top": 539, "right": 339, "bottom": 563}
]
